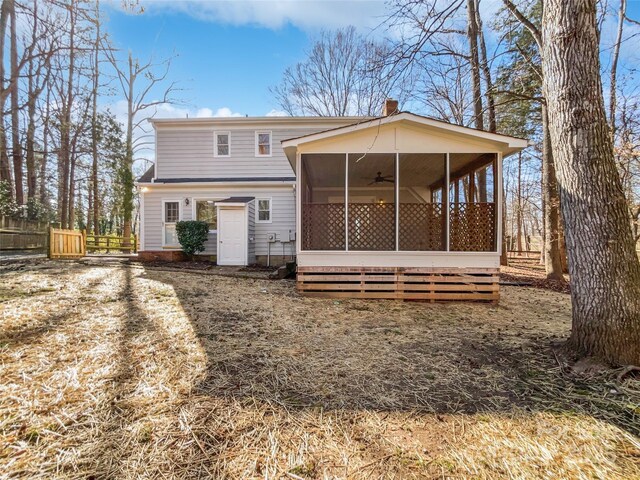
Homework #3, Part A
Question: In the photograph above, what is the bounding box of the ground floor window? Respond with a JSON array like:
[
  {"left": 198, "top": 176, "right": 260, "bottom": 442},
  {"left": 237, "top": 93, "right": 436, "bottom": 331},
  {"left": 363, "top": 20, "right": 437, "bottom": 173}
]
[
  {"left": 195, "top": 200, "right": 217, "bottom": 231},
  {"left": 163, "top": 201, "right": 180, "bottom": 246},
  {"left": 257, "top": 198, "right": 271, "bottom": 222}
]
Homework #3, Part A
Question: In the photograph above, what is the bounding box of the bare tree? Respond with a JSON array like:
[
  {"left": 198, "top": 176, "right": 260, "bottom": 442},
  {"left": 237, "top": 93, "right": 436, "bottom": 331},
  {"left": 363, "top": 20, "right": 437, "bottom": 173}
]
[
  {"left": 542, "top": 0, "right": 640, "bottom": 364},
  {"left": 466, "top": 0, "right": 484, "bottom": 130},
  {"left": 475, "top": 0, "right": 496, "bottom": 132},
  {"left": 105, "top": 47, "right": 178, "bottom": 244},
  {"left": 272, "top": 26, "right": 400, "bottom": 116},
  {"left": 0, "top": 0, "right": 12, "bottom": 188},
  {"left": 609, "top": 0, "right": 626, "bottom": 139}
]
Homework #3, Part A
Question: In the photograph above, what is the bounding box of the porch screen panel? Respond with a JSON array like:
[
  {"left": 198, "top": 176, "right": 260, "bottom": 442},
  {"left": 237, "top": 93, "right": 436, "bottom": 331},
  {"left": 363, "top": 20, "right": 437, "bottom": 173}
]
[
  {"left": 398, "top": 154, "right": 446, "bottom": 251},
  {"left": 348, "top": 153, "right": 396, "bottom": 251},
  {"left": 449, "top": 153, "right": 497, "bottom": 251},
  {"left": 301, "top": 154, "right": 346, "bottom": 250}
]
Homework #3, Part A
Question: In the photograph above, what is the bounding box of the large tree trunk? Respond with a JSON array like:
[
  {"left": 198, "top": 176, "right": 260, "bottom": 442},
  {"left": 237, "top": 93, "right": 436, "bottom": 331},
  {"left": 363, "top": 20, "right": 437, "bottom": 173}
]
[
  {"left": 542, "top": 0, "right": 640, "bottom": 365},
  {"left": 541, "top": 104, "right": 565, "bottom": 280},
  {"left": 466, "top": 0, "right": 484, "bottom": 130}
]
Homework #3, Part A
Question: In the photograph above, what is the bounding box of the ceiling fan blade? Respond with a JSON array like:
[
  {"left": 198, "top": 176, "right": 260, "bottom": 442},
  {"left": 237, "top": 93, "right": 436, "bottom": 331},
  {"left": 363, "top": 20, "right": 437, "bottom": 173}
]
[
  {"left": 383, "top": 178, "right": 395, "bottom": 183},
  {"left": 368, "top": 181, "right": 376, "bottom": 185}
]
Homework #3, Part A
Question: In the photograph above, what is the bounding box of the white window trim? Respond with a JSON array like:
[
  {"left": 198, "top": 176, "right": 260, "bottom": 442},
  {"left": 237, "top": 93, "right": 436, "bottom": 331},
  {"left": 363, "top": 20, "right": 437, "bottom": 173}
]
[
  {"left": 256, "top": 197, "right": 273, "bottom": 224},
  {"left": 255, "top": 130, "right": 272, "bottom": 157},
  {"left": 192, "top": 197, "right": 223, "bottom": 233},
  {"left": 214, "top": 130, "right": 231, "bottom": 157},
  {"left": 161, "top": 199, "right": 182, "bottom": 248}
]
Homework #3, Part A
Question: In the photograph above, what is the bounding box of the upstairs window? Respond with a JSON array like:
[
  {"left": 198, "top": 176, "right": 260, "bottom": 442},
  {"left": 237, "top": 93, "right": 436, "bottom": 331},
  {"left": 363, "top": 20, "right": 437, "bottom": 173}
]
[
  {"left": 256, "top": 131, "right": 272, "bottom": 157},
  {"left": 214, "top": 131, "right": 230, "bottom": 157},
  {"left": 256, "top": 198, "right": 272, "bottom": 223}
]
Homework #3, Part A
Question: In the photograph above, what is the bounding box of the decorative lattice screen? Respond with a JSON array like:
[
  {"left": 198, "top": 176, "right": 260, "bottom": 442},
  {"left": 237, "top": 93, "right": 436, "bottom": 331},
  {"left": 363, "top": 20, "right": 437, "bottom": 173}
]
[
  {"left": 399, "top": 203, "right": 444, "bottom": 251},
  {"left": 303, "top": 201, "right": 495, "bottom": 252},
  {"left": 348, "top": 203, "right": 395, "bottom": 250},
  {"left": 450, "top": 203, "right": 496, "bottom": 251},
  {"left": 302, "top": 203, "right": 345, "bottom": 250}
]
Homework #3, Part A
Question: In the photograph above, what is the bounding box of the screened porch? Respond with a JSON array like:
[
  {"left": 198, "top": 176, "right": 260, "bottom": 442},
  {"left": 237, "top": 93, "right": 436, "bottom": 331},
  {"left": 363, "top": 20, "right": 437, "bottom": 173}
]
[
  {"left": 300, "top": 152, "right": 498, "bottom": 254},
  {"left": 300, "top": 153, "right": 497, "bottom": 252}
]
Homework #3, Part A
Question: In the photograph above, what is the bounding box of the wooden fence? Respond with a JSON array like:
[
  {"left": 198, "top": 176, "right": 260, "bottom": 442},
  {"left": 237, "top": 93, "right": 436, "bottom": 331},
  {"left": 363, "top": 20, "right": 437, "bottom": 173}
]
[
  {"left": 0, "top": 216, "right": 49, "bottom": 251},
  {"left": 49, "top": 228, "right": 86, "bottom": 259},
  {"left": 85, "top": 234, "right": 137, "bottom": 253}
]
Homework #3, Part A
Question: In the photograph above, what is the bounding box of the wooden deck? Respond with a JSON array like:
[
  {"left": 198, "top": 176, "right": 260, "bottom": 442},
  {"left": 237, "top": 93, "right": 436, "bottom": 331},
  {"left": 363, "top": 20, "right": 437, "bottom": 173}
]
[{"left": 297, "top": 266, "right": 499, "bottom": 302}]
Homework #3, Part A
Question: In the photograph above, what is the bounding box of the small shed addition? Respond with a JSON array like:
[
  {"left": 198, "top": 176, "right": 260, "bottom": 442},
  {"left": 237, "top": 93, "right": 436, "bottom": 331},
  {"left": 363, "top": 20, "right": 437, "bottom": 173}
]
[{"left": 215, "top": 197, "right": 256, "bottom": 266}]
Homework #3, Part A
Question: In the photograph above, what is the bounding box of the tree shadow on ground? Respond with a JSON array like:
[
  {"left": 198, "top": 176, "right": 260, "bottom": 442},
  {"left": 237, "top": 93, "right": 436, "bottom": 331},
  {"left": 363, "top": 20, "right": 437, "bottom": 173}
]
[
  {"left": 145, "top": 267, "right": 639, "bottom": 438},
  {"left": 6, "top": 262, "right": 636, "bottom": 479}
]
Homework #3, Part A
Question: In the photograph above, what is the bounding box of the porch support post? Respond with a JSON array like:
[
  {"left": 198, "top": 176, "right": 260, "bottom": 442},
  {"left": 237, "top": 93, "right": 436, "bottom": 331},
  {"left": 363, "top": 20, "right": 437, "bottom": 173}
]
[
  {"left": 395, "top": 152, "right": 399, "bottom": 251},
  {"left": 445, "top": 153, "right": 450, "bottom": 251},
  {"left": 296, "top": 152, "right": 301, "bottom": 256},
  {"left": 496, "top": 152, "right": 502, "bottom": 254},
  {"left": 345, "top": 153, "right": 349, "bottom": 252}
]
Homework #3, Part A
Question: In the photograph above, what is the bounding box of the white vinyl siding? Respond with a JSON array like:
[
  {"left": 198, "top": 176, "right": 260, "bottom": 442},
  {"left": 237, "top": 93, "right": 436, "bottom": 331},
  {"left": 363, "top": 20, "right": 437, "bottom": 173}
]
[
  {"left": 247, "top": 200, "right": 256, "bottom": 264},
  {"left": 155, "top": 127, "right": 324, "bottom": 179},
  {"left": 142, "top": 186, "right": 295, "bottom": 257}
]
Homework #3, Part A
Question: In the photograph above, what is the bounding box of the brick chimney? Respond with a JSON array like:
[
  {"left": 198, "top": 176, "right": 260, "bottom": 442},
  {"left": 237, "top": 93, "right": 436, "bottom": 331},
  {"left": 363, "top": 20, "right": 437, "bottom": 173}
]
[{"left": 382, "top": 98, "right": 399, "bottom": 116}]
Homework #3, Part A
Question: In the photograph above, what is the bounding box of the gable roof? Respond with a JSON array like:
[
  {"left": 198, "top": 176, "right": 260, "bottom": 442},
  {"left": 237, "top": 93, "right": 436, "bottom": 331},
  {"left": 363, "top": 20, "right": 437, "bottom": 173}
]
[
  {"left": 282, "top": 111, "right": 529, "bottom": 148},
  {"left": 137, "top": 165, "right": 155, "bottom": 183}
]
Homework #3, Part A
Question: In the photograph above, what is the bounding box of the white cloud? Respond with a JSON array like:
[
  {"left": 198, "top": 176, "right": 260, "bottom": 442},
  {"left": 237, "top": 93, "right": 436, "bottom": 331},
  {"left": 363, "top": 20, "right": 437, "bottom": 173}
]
[
  {"left": 136, "top": 0, "right": 389, "bottom": 32},
  {"left": 195, "top": 107, "right": 214, "bottom": 117},
  {"left": 212, "top": 107, "right": 244, "bottom": 117},
  {"left": 265, "top": 108, "right": 288, "bottom": 116}
]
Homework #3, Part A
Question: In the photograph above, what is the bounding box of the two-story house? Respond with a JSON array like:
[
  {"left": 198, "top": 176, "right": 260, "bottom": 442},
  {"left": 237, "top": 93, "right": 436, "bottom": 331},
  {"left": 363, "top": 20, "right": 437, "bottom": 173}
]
[
  {"left": 137, "top": 115, "right": 361, "bottom": 266},
  {"left": 138, "top": 101, "right": 528, "bottom": 301}
]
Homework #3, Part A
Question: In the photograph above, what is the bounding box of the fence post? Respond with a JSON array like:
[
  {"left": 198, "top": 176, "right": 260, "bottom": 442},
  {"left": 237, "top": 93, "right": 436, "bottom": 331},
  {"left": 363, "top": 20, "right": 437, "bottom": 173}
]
[
  {"left": 82, "top": 229, "right": 86, "bottom": 256},
  {"left": 133, "top": 235, "right": 137, "bottom": 253},
  {"left": 48, "top": 227, "right": 54, "bottom": 259}
]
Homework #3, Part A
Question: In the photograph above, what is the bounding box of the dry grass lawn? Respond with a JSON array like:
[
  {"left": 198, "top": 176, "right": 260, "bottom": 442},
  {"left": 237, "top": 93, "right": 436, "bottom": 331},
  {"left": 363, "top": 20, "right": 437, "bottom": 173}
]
[{"left": 1, "top": 260, "right": 639, "bottom": 479}]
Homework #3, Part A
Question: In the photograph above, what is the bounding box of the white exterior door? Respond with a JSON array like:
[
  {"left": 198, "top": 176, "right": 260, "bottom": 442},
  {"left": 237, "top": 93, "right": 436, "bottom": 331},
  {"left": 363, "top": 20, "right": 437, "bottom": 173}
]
[{"left": 218, "top": 208, "right": 246, "bottom": 265}]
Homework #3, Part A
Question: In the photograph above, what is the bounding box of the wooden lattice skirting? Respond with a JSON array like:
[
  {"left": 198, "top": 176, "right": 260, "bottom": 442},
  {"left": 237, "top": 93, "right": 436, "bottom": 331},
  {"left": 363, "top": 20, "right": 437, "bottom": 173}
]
[{"left": 297, "top": 266, "right": 499, "bottom": 302}]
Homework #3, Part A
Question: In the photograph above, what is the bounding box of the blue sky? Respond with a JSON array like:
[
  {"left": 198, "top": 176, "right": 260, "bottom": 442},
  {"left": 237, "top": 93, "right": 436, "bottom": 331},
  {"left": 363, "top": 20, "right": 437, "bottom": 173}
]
[
  {"left": 102, "top": 0, "right": 390, "bottom": 118},
  {"left": 101, "top": 0, "right": 640, "bottom": 122}
]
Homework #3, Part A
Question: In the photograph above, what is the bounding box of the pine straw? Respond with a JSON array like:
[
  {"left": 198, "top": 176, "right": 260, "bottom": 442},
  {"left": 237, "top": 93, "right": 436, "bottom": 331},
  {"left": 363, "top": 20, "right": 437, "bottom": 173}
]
[{"left": 1, "top": 261, "right": 638, "bottom": 479}]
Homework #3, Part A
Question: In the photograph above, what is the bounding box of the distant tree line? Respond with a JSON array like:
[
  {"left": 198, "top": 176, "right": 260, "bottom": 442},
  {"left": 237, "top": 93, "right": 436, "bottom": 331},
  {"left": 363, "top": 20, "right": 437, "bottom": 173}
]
[{"left": 0, "top": 0, "right": 176, "bottom": 243}]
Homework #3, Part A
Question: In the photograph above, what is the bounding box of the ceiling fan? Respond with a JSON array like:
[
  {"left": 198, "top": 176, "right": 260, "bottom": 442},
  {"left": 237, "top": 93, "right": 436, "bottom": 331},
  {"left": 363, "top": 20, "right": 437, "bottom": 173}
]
[{"left": 367, "top": 171, "right": 395, "bottom": 185}]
